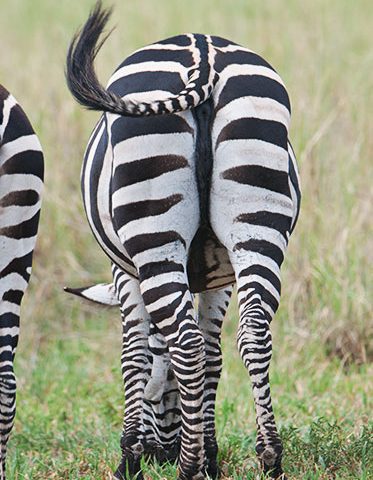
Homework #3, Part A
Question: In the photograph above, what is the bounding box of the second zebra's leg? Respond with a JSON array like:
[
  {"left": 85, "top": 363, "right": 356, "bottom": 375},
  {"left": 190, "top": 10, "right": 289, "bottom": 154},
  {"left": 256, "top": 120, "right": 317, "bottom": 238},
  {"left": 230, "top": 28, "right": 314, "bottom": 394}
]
[
  {"left": 198, "top": 287, "right": 233, "bottom": 478},
  {"left": 112, "top": 266, "right": 150, "bottom": 480}
]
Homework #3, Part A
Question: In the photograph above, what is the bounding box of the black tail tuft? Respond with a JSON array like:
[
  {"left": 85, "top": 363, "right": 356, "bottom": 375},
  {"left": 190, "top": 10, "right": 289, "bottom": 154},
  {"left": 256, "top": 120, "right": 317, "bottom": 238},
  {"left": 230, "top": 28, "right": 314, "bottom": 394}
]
[{"left": 65, "top": 1, "right": 124, "bottom": 114}]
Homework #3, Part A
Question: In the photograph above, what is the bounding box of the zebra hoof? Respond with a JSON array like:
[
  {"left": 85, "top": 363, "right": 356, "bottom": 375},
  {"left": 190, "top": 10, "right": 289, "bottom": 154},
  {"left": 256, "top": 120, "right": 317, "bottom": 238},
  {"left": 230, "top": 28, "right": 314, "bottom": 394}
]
[
  {"left": 114, "top": 456, "right": 144, "bottom": 480},
  {"left": 257, "top": 444, "right": 284, "bottom": 479},
  {"left": 177, "top": 474, "right": 205, "bottom": 480},
  {"left": 261, "top": 456, "right": 285, "bottom": 479},
  {"left": 143, "top": 441, "right": 168, "bottom": 464},
  {"left": 204, "top": 439, "right": 220, "bottom": 478},
  {"left": 205, "top": 463, "right": 220, "bottom": 479}
]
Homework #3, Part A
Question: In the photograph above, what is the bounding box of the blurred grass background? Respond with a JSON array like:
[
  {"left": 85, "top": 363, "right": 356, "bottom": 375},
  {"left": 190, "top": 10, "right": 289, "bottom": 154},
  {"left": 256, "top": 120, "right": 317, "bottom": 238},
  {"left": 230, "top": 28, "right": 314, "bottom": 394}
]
[{"left": 0, "top": 0, "right": 372, "bottom": 478}]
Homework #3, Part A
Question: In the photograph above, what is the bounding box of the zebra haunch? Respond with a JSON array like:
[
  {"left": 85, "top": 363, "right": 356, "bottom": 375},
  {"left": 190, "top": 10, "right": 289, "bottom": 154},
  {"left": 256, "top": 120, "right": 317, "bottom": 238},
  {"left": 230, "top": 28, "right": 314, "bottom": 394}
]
[
  {"left": 0, "top": 85, "right": 44, "bottom": 480},
  {"left": 66, "top": 2, "right": 301, "bottom": 479}
]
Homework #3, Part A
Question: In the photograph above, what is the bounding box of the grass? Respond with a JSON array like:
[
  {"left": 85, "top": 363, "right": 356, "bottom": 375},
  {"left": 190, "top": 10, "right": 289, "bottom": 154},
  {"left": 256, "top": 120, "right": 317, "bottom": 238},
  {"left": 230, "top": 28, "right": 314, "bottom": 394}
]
[{"left": 1, "top": 0, "right": 372, "bottom": 478}]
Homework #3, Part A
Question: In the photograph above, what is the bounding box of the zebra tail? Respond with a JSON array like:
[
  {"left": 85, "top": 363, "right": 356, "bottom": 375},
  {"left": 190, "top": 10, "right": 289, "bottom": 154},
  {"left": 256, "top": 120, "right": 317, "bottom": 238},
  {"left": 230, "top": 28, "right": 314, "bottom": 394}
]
[
  {"left": 66, "top": 1, "right": 218, "bottom": 116},
  {"left": 64, "top": 283, "right": 120, "bottom": 306}
]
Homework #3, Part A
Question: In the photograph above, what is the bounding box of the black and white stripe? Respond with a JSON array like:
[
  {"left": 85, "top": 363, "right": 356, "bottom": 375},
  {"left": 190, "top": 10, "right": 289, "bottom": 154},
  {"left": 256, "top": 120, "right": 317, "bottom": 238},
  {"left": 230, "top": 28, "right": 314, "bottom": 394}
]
[
  {"left": 66, "top": 3, "right": 300, "bottom": 479},
  {"left": 0, "top": 85, "right": 44, "bottom": 479}
]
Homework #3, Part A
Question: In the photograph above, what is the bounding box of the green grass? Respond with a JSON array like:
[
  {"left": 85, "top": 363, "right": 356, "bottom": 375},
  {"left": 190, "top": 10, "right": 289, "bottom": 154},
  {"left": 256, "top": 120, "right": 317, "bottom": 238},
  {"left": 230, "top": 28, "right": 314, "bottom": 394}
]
[
  {"left": 1, "top": 0, "right": 372, "bottom": 478},
  {"left": 7, "top": 310, "right": 372, "bottom": 479}
]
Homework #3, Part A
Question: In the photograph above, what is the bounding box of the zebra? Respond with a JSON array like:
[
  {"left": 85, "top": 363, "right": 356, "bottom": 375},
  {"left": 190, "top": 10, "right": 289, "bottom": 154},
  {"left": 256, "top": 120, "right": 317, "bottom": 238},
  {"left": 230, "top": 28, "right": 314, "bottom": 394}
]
[
  {"left": 65, "top": 2, "right": 301, "bottom": 479},
  {"left": 0, "top": 85, "right": 44, "bottom": 479}
]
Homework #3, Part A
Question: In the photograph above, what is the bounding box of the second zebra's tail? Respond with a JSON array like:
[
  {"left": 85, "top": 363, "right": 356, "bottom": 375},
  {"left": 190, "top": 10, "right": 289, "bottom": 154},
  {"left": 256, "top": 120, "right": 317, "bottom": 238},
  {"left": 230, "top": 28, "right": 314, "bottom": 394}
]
[
  {"left": 64, "top": 283, "right": 120, "bottom": 306},
  {"left": 66, "top": 1, "right": 218, "bottom": 117}
]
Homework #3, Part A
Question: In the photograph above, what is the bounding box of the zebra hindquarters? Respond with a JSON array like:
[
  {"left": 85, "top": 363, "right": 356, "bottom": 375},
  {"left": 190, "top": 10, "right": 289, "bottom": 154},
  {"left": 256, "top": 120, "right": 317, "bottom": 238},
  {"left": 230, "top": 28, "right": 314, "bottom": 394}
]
[{"left": 210, "top": 92, "right": 294, "bottom": 478}]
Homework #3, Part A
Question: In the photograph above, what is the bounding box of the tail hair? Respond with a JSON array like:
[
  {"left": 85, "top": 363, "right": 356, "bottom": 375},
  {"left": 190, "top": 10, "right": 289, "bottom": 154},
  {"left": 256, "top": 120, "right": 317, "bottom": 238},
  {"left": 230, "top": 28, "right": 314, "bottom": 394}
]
[
  {"left": 66, "top": 1, "right": 218, "bottom": 116},
  {"left": 64, "top": 283, "right": 120, "bottom": 306}
]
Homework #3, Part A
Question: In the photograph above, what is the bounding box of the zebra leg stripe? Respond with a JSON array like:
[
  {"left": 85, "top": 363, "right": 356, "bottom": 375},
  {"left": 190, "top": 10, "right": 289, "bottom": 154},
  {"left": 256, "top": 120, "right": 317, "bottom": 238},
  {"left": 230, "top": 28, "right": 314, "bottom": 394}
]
[{"left": 142, "top": 326, "right": 181, "bottom": 463}]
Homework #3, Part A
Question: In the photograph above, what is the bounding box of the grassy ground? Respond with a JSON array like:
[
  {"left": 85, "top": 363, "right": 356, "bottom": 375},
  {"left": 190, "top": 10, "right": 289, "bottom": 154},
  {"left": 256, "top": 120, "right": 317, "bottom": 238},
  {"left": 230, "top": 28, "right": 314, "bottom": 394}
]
[{"left": 1, "top": 0, "right": 372, "bottom": 478}]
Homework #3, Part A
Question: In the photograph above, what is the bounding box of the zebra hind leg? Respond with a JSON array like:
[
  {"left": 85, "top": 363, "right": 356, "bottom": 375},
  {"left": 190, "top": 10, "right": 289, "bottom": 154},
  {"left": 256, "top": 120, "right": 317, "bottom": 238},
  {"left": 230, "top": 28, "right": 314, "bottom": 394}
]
[
  {"left": 142, "top": 285, "right": 234, "bottom": 475},
  {"left": 112, "top": 267, "right": 150, "bottom": 480},
  {"left": 198, "top": 287, "right": 233, "bottom": 478},
  {"left": 230, "top": 251, "right": 286, "bottom": 479},
  {"left": 0, "top": 257, "right": 30, "bottom": 479}
]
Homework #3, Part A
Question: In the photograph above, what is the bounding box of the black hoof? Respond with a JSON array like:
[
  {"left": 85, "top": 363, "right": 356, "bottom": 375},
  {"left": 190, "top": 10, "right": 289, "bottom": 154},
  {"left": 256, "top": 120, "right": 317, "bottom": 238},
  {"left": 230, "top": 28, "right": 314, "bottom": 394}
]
[
  {"left": 177, "top": 474, "right": 205, "bottom": 480},
  {"left": 205, "top": 440, "right": 220, "bottom": 479},
  {"left": 114, "top": 456, "right": 143, "bottom": 480},
  {"left": 166, "top": 436, "right": 181, "bottom": 463},
  {"left": 262, "top": 459, "right": 285, "bottom": 479},
  {"left": 143, "top": 441, "right": 168, "bottom": 464},
  {"left": 205, "top": 463, "right": 220, "bottom": 479}
]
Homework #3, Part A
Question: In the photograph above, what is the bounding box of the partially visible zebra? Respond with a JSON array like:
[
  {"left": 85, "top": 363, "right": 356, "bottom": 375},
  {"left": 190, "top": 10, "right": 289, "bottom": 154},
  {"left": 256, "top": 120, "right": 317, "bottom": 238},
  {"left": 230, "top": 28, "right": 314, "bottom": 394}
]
[
  {"left": 0, "top": 85, "right": 44, "bottom": 478},
  {"left": 66, "top": 3, "right": 300, "bottom": 479}
]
